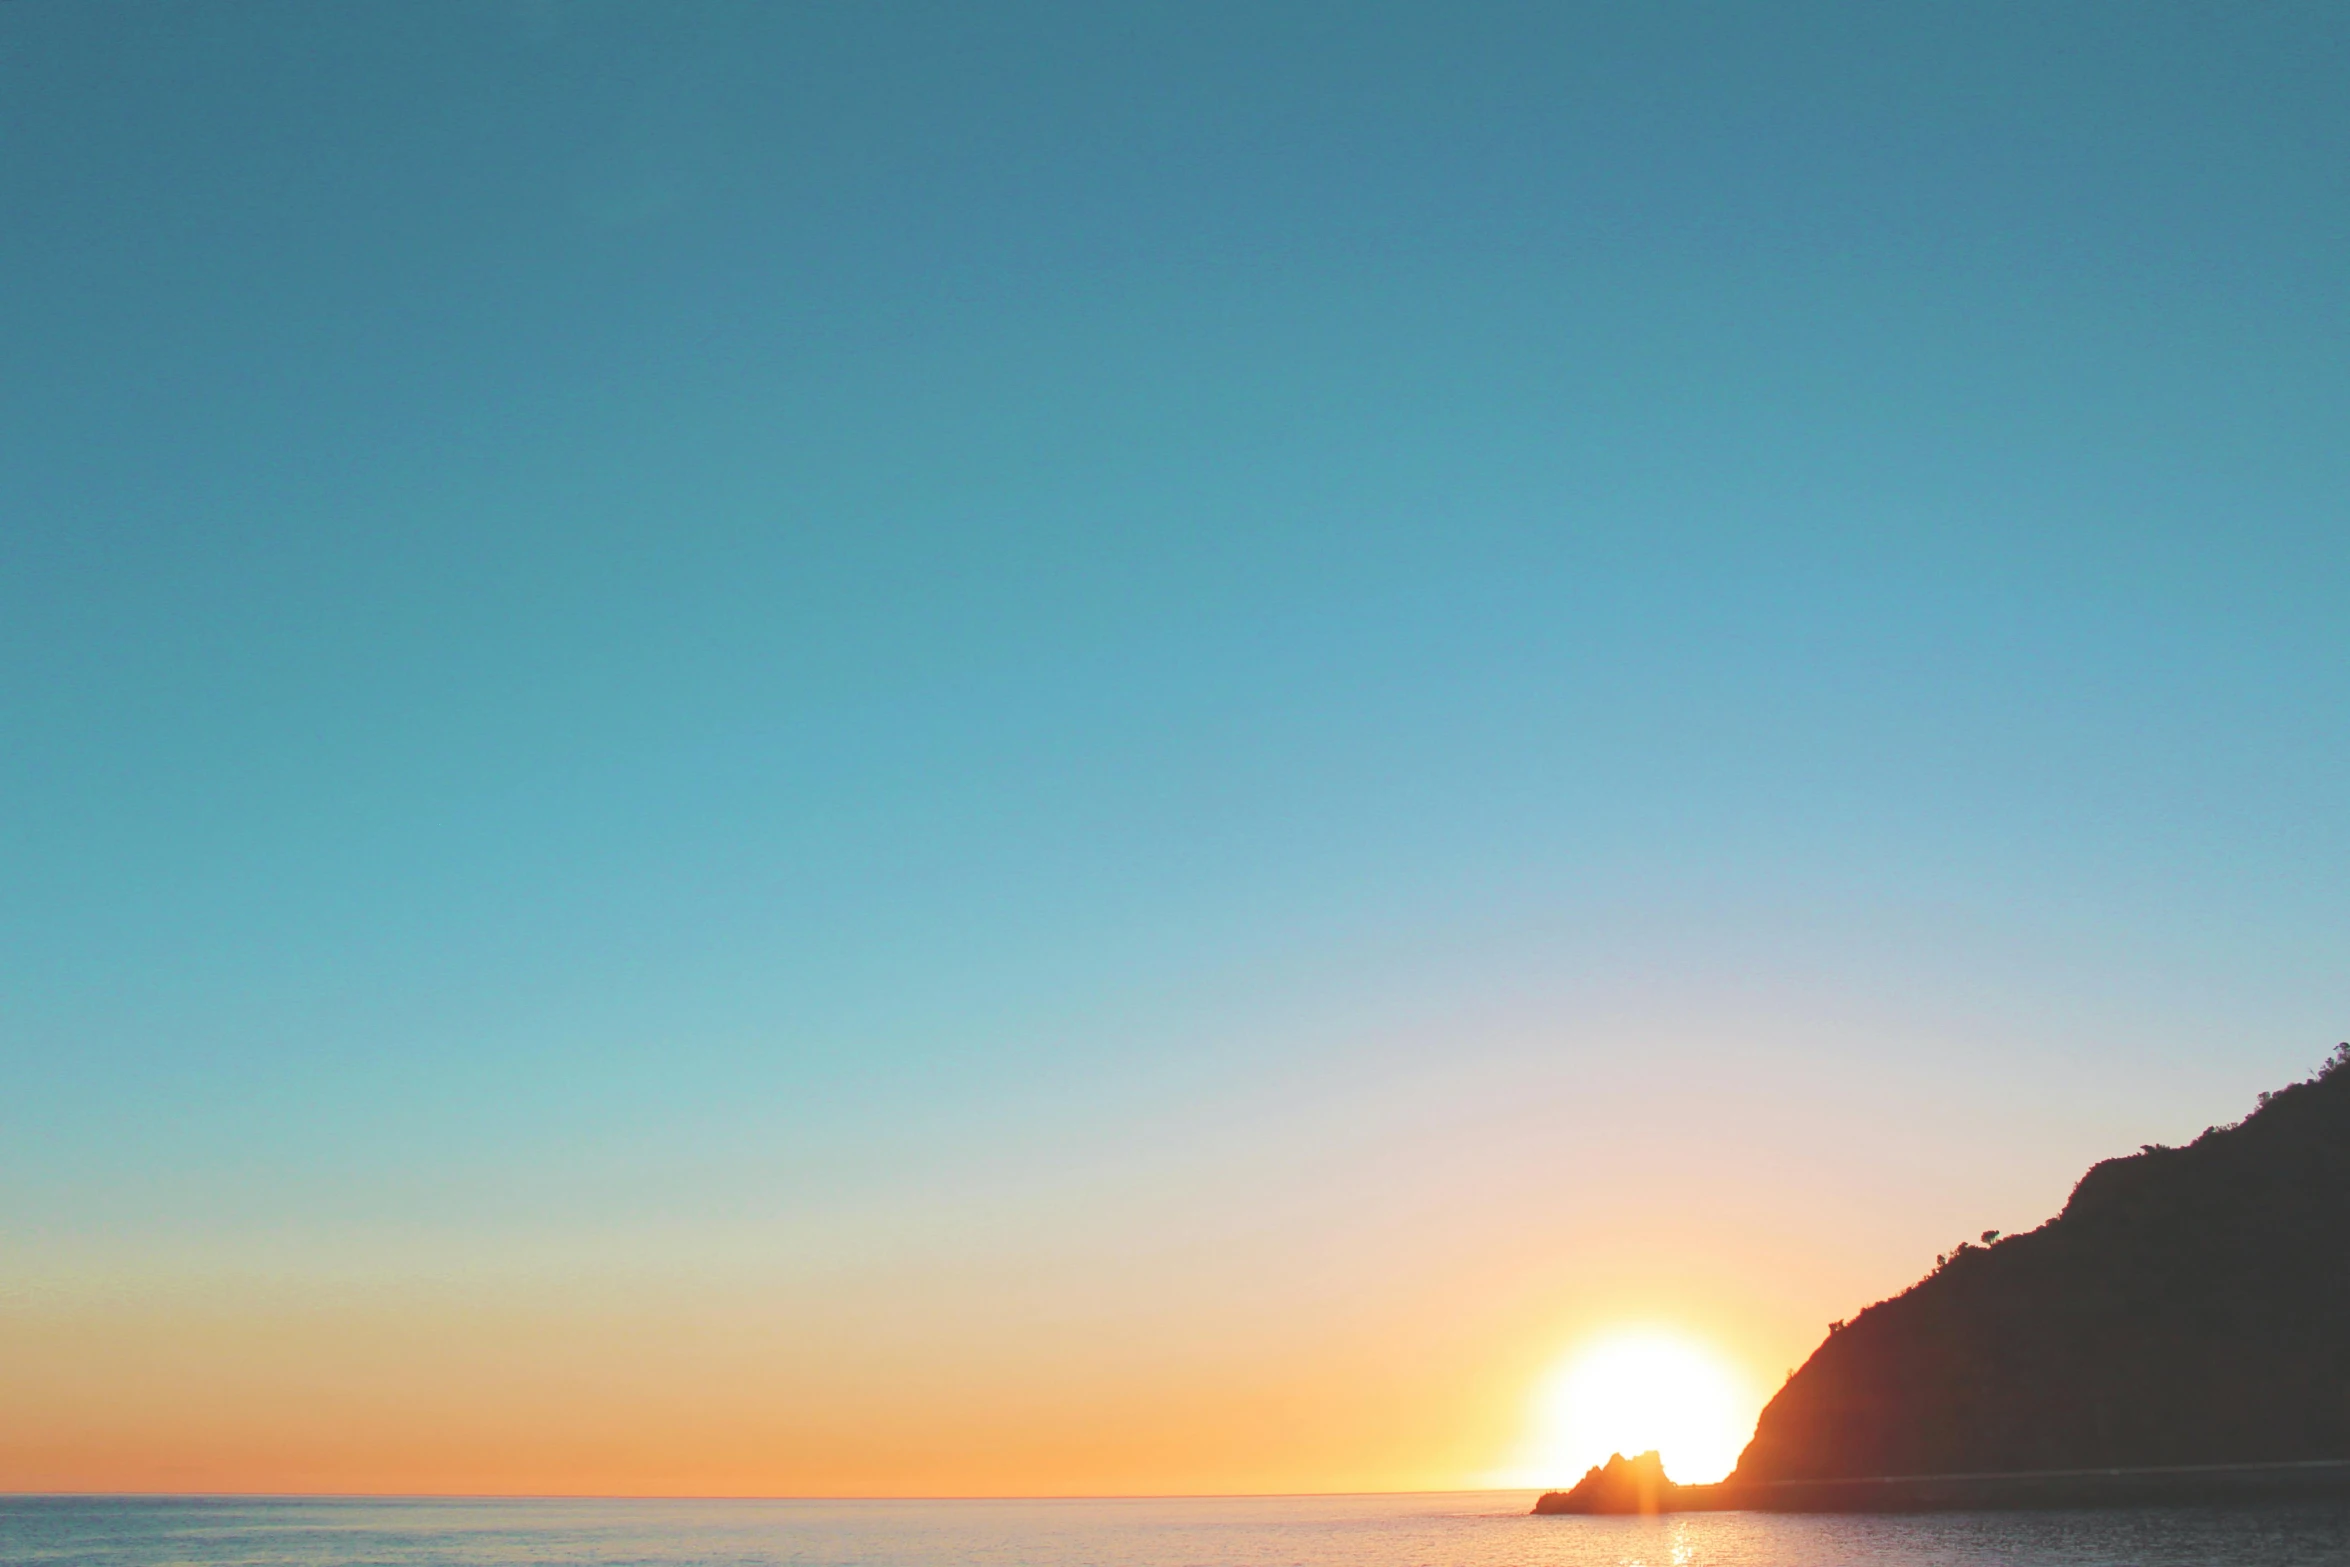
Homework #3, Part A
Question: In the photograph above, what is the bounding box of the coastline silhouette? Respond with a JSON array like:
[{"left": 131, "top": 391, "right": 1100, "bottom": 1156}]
[{"left": 1539, "top": 1045, "right": 2350, "bottom": 1514}]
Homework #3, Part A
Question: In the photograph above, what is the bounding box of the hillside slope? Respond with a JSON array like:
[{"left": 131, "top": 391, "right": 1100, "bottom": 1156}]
[{"left": 1732, "top": 1046, "right": 2350, "bottom": 1482}]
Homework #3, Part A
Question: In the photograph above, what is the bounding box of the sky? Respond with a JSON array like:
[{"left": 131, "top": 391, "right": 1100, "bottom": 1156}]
[{"left": 3, "top": 0, "right": 2348, "bottom": 1497}]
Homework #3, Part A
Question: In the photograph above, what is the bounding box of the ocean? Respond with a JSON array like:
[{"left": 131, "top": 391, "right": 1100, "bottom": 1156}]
[{"left": 5, "top": 1494, "right": 2347, "bottom": 1567}]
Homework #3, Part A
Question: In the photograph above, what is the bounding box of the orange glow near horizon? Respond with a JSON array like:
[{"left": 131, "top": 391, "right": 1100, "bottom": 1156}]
[
  {"left": 1500, "top": 1327, "right": 1764, "bottom": 1488},
  {"left": 0, "top": 1262, "right": 1816, "bottom": 1497},
  {"left": 0, "top": 1043, "right": 1924, "bottom": 1500}
]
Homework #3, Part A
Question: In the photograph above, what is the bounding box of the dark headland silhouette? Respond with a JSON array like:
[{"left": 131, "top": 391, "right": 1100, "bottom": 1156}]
[{"left": 1538, "top": 1045, "right": 2350, "bottom": 1514}]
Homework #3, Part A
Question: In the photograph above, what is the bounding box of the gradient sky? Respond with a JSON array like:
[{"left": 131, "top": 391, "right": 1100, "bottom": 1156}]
[{"left": 4, "top": 1, "right": 2347, "bottom": 1496}]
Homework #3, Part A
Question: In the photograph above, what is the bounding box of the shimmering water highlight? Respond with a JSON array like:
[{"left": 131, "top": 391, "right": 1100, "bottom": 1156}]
[{"left": 6, "top": 1494, "right": 2346, "bottom": 1567}]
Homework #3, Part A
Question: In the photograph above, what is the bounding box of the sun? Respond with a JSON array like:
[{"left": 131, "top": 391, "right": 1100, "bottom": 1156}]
[{"left": 1508, "top": 1327, "right": 1760, "bottom": 1487}]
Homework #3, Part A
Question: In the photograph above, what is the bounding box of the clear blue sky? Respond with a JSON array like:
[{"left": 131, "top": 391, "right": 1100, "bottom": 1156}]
[{"left": 3, "top": 2, "right": 2346, "bottom": 1494}]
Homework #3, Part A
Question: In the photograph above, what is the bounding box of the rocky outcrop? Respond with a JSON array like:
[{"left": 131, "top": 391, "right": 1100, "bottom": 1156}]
[{"left": 1531, "top": 1450, "right": 1677, "bottom": 1514}]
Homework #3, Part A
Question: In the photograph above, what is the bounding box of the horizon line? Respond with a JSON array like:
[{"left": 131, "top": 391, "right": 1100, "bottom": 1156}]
[{"left": 0, "top": 1486, "right": 1543, "bottom": 1504}]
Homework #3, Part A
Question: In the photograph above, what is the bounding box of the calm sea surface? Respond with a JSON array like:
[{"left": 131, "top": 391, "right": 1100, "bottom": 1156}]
[{"left": 5, "top": 1494, "right": 2346, "bottom": 1567}]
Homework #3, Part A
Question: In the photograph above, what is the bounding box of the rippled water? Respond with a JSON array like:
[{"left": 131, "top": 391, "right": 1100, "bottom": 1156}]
[{"left": 6, "top": 1493, "right": 2347, "bottom": 1567}]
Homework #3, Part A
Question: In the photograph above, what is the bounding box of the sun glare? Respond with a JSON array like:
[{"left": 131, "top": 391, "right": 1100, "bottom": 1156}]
[{"left": 1513, "top": 1328, "right": 1759, "bottom": 1487}]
